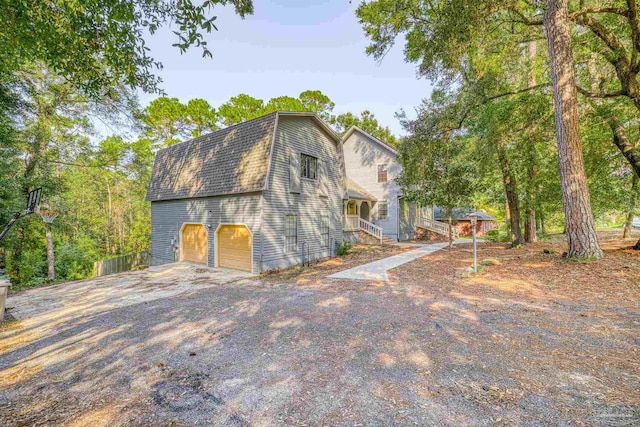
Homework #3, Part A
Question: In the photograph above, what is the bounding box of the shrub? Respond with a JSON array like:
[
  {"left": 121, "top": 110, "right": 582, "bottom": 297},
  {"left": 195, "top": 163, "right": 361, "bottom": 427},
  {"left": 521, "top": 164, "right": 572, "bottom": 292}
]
[
  {"left": 335, "top": 241, "right": 352, "bottom": 256},
  {"left": 54, "top": 242, "right": 95, "bottom": 281},
  {"left": 486, "top": 228, "right": 511, "bottom": 242},
  {"left": 543, "top": 248, "right": 555, "bottom": 254}
]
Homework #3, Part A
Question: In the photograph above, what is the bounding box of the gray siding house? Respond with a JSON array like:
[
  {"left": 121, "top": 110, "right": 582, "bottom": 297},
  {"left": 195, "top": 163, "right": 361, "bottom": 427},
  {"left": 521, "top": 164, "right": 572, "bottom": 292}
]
[
  {"left": 342, "top": 127, "right": 433, "bottom": 241},
  {"left": 146, "top": 112, "right": 346, "bottom": 273}
]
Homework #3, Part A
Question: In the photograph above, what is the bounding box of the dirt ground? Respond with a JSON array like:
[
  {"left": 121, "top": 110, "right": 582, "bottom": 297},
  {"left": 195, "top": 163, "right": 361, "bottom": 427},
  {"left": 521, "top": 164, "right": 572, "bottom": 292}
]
[{"left": 1, "top": 234, "right": 639, "bottom": 426}]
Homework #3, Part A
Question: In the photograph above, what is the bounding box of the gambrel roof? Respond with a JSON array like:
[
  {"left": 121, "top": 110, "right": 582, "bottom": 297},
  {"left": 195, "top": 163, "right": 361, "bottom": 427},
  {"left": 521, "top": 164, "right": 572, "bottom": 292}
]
[{"left": 146, "top": 112, "right": 340, "bottom": 202}]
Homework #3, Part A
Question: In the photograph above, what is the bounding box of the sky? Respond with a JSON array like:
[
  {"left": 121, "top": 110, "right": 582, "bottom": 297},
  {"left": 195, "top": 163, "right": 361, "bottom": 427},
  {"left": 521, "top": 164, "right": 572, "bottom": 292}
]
[{"left": 140, "top": 0, "right": 432, "bottom": 136}]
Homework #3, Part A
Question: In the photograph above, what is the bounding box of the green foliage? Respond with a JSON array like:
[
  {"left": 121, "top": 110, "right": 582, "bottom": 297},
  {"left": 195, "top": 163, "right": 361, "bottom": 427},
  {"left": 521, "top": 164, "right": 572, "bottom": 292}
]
[
  {"left": 357, "top": 0, "right": 640, "bottom": 252},
  {"left": 336, "top": 241, "right": 352, "bottom": 256},
  {"left": 216, "top": 90, "right": 338, "bottom": 127},
  {"left": 54, "top": 241, "right": 96, "bottom": 282},
  {"left": 397, "top": 93, "right": 478, "bottom": 220},
  {"left": 142, "top": 97, "right": 218, "bottom": 147},
  {"left": 485, "top": 227, "right": 511, "bottom": 243},
  {"left": 331, "top": 110, "right": 399, "bottom": 146},
  {"left": 299, "top": 90, "right": 335, "bottom": 120},
  {"left": 0, "top": 0, "right": 255, "bottom": 95},
  {"left": 218, "top": 94, "right": 266, "bottom": 126}
]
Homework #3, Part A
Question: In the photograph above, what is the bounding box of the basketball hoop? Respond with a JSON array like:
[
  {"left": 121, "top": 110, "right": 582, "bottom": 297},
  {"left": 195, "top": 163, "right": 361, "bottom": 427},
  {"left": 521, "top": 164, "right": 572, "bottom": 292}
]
[{"left": 38, "top": 210, "right": 59, "bottom": 224}]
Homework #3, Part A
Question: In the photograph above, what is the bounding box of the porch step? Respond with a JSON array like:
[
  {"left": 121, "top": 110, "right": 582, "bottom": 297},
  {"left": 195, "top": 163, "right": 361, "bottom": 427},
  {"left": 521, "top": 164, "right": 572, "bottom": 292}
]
[
  {"left": 356, "top": 231, "right": 396, "bottom": 245},
  {"left": 381, "top": 237, "right": 397, "bottom": 245}
]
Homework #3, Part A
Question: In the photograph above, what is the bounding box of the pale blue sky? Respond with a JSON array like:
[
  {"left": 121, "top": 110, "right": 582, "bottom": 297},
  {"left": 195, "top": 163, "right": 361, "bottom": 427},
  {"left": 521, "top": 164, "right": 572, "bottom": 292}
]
[{"left": 140, "top": 0, "right": 431, "bottom": 136}]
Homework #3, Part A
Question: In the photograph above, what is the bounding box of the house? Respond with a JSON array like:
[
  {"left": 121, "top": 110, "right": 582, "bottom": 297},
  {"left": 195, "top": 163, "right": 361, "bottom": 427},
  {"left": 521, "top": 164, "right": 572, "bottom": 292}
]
[
  {"left": 146, "top": 114, "right": 462, "bottom": 274},
  {"left": 433, "top": 207, "right": 496, "bottom": 237},
  {"left": 341, "top": 126, "right": 435, "bottom": 241},
  {"left": 146, "top": 112, "right": 346, "bottom": 273}
]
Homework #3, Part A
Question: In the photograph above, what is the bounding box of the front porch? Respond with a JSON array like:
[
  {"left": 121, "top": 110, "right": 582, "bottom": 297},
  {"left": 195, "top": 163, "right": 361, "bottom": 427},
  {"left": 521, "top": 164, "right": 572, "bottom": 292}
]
[
  {"left": 343, "top": 199, "right": 375, "bottom": 231},
  {"left": 343, "top": 178, "right": 383, "bottom": 243}
]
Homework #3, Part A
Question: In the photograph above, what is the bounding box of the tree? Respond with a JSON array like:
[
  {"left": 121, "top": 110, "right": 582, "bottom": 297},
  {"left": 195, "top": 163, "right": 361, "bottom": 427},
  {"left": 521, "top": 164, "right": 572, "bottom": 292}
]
[
  {"left": 185, "top": 99, "right": 218, "bottom": 137},
  {"left": 299, "top": 90, "right": 335, "bottom": 120},
  {"left": 218, "top": 94, "right": 265, "bottom": 126},
  {"left": 544, "top": 0, "right": 603, "bottom": 258},
  {"left": 141, "top": 97, "right": 217, "bottom": 147},
  {"left": 264, "top": 96, "right": 305, "bottom": 113},
  {"left": 0, "top": 1, "right": 254, "bottom": 95},
  {"left": 356, "top": 0, "right": 616, "bottom": 256},
  {"left": 398, "top": 97, "right": 477, "bottom": 247},
  {"left": 331, "top": 110, "right": 398, "bottom": 146},
  {"left": 1, "top": 67, "right": 138, "bottom": 287}
]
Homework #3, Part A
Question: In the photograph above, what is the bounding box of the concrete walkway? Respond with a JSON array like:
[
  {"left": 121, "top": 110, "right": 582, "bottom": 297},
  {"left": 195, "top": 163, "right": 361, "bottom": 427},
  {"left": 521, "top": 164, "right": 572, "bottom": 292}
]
[{"left": 328, "top": 240, "right": 469, "bottom": 282}]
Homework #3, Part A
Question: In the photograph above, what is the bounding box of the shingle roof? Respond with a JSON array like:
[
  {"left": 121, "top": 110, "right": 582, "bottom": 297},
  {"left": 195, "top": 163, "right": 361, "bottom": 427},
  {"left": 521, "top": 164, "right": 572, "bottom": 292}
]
[
  {"left": 146, "top": 113, "right": 277, "bottom": 202},
  {"left": 434, "top": 206, "right": 496, "bottom": 221},
  {"left": 346, "top": 178, "right": 377, "bottom": 201}
]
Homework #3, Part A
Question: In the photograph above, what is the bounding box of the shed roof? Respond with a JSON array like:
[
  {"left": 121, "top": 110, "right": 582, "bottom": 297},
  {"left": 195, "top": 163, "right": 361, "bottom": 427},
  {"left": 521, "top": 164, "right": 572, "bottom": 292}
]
[
  {"left": 146, "top": 112, "right": 340, "bottom": 202},
  {"left": 434, "top": 207, "right": 496, "bottom": 221}
]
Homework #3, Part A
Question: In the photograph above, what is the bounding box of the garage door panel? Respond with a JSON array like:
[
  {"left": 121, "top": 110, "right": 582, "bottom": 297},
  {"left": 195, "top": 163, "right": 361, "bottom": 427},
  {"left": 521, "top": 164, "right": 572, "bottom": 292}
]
[
  {"left": 182, "top": 224, "right": 208, "bottom": 264},
  {"left": 218, "top": 225, "right": 252, "bottom": 272}
]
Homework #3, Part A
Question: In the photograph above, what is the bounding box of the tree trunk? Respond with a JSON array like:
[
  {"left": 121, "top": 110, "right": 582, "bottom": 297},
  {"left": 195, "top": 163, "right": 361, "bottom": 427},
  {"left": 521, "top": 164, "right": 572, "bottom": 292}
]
[
  {"left": 448, "top": 214, "right": 454, "bottom": 248},
  {"left": 608, "top": 115, "right": 640, "bottom": 179},
  {"left": 524, "top": 40, "right": 538, "bottom": 243},
  {"left": 524, "top": 163, "right": 538, "bottom": 243},
  {"left": 105, "top": 176, "right": 112, "bottom": 254},
  {"left": 46, "top": 225, "right": 55, "bottom": 280},
  {"left": 497, "top": 144, "right": 525, "bottom": 246},
  {"left": 544, "top": 0, "right": 603, "bottom": 258},
  {"left": 624, "top": 174, "right": 639, "bottom": 238},
  {"left": 524, "top": 208, "right": 537, "bottom": 243}
]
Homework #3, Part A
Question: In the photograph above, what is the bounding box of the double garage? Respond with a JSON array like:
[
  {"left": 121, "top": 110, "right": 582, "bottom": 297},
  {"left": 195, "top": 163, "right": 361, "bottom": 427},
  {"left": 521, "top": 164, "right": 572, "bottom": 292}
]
[{"left": 180, "top": 223, "right": 253, "bottom": 273}]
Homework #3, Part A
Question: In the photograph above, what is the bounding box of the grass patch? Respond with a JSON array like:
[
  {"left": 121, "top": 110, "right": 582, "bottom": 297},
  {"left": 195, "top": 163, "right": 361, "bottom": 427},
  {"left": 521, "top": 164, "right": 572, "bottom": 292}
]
[{"left": 0, "top": 318, "right": 22, "bottom": 333}]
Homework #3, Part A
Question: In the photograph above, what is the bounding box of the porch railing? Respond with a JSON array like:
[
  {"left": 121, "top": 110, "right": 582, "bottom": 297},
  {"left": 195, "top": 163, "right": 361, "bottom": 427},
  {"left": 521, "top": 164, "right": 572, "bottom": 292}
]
[
  {"left": 416, "top": 216, "right": 458, "bottom": 239},
  {"left": 359, "top": 217, "right": 383, "bottom": 243}
]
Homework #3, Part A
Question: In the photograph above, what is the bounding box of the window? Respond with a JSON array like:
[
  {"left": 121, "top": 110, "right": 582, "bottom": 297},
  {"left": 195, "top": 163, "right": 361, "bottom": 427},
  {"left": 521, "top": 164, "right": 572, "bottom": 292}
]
[
  {"left": 378, "top": 201, "right": 388, "bottom": 220},
  {"left": 377, "top": 164, "right": 388, "bottom": 183},
  {"left": 301, "top": 154, "right": 317, "bottom": 179},
  {"left": 320, "top": 216, "right": 330, "bottom": 247},
  {"left": 285, "top": 215, "right": 298, "bottom": 253}
]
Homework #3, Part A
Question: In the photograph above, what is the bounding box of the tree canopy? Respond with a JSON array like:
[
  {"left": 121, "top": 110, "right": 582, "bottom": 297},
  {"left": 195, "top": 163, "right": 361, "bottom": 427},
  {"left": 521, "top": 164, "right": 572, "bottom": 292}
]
[
  {"left": 0, "top": 0, "right": 255, "bottom": 95},
  {"left": 357, "top": 0, "right": 640, "bottom": 256}
]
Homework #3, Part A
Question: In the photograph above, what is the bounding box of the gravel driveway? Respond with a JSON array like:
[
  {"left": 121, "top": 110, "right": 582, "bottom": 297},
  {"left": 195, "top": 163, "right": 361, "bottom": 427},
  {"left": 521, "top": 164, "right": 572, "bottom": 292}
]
[{"left": 1, "top": 255, "right": 638, "bottom": 426}]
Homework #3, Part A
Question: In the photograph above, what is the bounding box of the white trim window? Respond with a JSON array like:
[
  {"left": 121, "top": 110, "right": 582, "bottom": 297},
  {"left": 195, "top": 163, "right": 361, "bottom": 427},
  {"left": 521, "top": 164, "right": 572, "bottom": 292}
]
[
  {"left": 378, "top": 201, "right": 388, "bottom": 220},
  {"left": 320, "top": 216, "right": 330, "bottom": 247},
  {"left": 301, "top": 153, "right": 317, "bottom": 179},
  {"left": 285, "top": 215, "right": 298, "bottom": 253},
  {"left": 377, "top": 164, "right": 388, "bottom": 183}
]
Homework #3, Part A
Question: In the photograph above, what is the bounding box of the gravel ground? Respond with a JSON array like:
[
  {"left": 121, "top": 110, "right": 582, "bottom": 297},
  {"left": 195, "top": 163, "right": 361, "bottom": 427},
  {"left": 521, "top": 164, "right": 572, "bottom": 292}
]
[{"left": 1, "top": 241, "right": 639, "bottom": 426}]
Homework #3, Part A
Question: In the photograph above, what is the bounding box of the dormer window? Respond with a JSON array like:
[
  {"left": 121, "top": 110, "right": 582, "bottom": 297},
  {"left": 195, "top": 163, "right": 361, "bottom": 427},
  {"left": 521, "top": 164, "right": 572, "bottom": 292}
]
[
  {"left": 377, "top": 164, "right": 388, "bottom": 183},
  {"left": 301, "top": 154, "right": 317, "bottom": 180}
]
